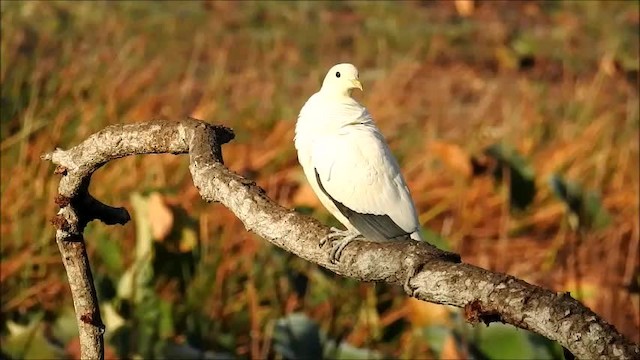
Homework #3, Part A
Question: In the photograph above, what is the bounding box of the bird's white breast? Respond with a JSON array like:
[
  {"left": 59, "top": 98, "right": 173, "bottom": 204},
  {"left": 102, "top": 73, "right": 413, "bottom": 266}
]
[
  {"left": 294, "top": 93, "right": 370, "bottom": 230},
  {"left": 294, "top": 92, "right": 422, "bottom": 240}
]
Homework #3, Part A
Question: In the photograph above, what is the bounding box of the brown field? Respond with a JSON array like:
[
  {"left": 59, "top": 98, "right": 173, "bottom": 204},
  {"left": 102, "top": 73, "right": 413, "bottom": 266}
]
[{"left": 1, "top": 1, "right": 638, "bottom": 358}]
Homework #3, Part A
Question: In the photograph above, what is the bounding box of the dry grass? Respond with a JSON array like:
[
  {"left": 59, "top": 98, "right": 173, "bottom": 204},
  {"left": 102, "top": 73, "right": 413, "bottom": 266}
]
[{"left": 1, "top": 0, "right": 638, "bottom": 358}]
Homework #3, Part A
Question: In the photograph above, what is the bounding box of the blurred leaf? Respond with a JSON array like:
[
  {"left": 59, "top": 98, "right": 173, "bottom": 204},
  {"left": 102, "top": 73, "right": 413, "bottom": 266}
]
[
  {"left": 273, "top": 313, "right": 323, "bottom": 360},
  {"left": 151, "top": 199, "right": 200, "bottom": 289},
  {"left": 179, "top": 227, "right": 198, "bottom": 253},
  {"left": 562, "top": 280, "right": 599, "bottom": 308},
  {"left": 548, "top": 174, "right": 612, "bottom": 231},
  {"left": 96, "top": 274, "right": 117, "bottom": 302},
  {"left": 131, "top": 192, "right": 155, "bottom": 267},
  {"left": 160, "top": 341, "right": 235, "bottom": 360},
  {"left": 421, "top": 228, "right": 452, "bottom": 252},
  {"left": 3, "top": 317, "right": 67, "bottom": 360},
  {"left": 135, "top": 295, "right": 166, "bottom": 358},
  {"left": 102, "top": 302, "right": 126, "bottom": 338},
  {"left": 273, "top": 313, "right": 384, "bottom": 360},
  {"left": 407, "top": 298, "right": 453, "bottom": 328},
  {"left": 51, "top": 306, "right": 78, "bottom": 344},
  {"left": 109, "top": 324, "right": 133, "bottom": 359},
  {"left": 287, "top": 269, "right": 309, "bottom": 299},
  {"left": 526, "top": 331, "right": 566, "bottom": 360},
  {"left": 117, "top": 267, "right": 135, "bottom": 301},
  {"left": 380, "top": 316, "right": 407, "bottom": 343},
  {"left": 157, "top": 299, "right": 174, "bottom": 340},
  {"left": 122, "top": 192, "right": 158, "bottom": 303},
  {"left": 212, "top": 332, "right": 236, "bottom": 352},
  {"left": 495, "top": 45, "right": 519, "bottom": 70},
  {"left": 331, "top": 341, "right": 384, "bottom": 360},
  {"left": 421, "top": 325, "right": 450, "bottom": 358},
  {"left": 428, "top": 141, "right": 472, "bottom": 179},
  {"left": 95, "top": 231, "right": 124, "bottom": 275},
  {"left": 153, "top": 240, "right": 198, "bottom": 294},
  {"left": 293, "top": 205, "right": 315, "bottom": 216},
  {"left": 481, "top": 143, "right": 537, "bottom": 211},
  {"left": 148, "top": 192, "right": 174, "bottom": 241},
  {"left": 441, "top": 332, "right": 469, "bottom": 360},
  {"left": 474, "top": 323, "right": 561, "bottom": 360},
  {"left": 511, "top": 32, "right": 538, "bottom": 57},
  {"left": 118, "top": 192, "right": 179, "bottom": 358}
]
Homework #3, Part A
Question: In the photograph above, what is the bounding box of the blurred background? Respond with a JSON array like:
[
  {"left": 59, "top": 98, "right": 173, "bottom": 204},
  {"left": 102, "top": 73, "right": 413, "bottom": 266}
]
[{"left": 1, "top": 1, "right": 638, "bottom": 359}]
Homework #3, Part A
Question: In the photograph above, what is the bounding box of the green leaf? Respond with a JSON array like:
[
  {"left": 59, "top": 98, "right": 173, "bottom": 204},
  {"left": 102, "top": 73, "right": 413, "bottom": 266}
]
[
  {"left": 157, "top": 299, "right": 174, "bottom": 340},
  {"left": 332, "top": 341, "right": 383, "bottom": 360},
  {"left": 293, "top": 205, "right": 315, "bottom": 216},
  {"left": 102, "top": 302, "right": 126, "bottom": 338},
  {"left": 421, "top": 228, "right": 451, "bottom": 251},
  {"left": 118, "top": 192, "right": 157, "bottom": 304},
  {"left": 474, "top": 323, "right": 560, "bottom": 360},
  {"left": 51, "top": 306, "right": 79, "bottom": 344},
  {"left": 484, "top": 143, "right": 537, "bottom": 211},
  {"left": 3, "top": 317, "right": 67, "bottom": 360},
  {"left": 421, "top": 325, "right": 450, "bottom": 358},
  {"left": 548, "top": 174, "right": 611, "bottom": 231},
  {"left": 160, "top": 341, "right": 235, "bottom": 360},
  {"left": 130, "top": 192, "right": 155, "bottom": 267},
  {"left": 95, "top": 230, "right": 124, "bottom": 274},
  {"left": 273, "top": 313, "right": 323, "bottom": 359}
]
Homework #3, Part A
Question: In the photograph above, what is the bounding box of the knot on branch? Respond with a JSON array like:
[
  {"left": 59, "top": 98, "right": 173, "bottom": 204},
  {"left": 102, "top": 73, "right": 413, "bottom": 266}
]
[
  {"left": 211, "top": 124, "right": 235, "bottom": 145},
  {"left": 464, "top": 299, "right": 503, "bottom": 326},
  {"left": 80, "top": 311, "right": 106, "bottom": 331}
]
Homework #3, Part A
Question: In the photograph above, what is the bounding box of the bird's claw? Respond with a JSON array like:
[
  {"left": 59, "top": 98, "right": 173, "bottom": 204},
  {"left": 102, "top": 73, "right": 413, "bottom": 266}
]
[
  {"left": 403, "top": 255, "right": 422, "bottom": 297},
  {"left": 403, "top": 269, "right": 417, "bottom": 297},
  {"left": 319, "top": 227, "right": 353, "bottom": 247},
  {"left": 328, "top": 233, "right": 360, "bottom": 263},
  {"left": 319, "top": 228, "right": 361, "bottom": 263}
]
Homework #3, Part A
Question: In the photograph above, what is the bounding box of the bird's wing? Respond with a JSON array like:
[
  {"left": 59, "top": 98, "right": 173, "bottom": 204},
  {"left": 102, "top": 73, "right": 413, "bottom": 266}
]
[{"left": 311, "top": 125, "right": 420, "bottom": 242}]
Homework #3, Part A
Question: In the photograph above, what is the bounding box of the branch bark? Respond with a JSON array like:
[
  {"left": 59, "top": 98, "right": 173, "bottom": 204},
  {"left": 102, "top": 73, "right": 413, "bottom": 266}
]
[{"left": 43, "top": 118, "right": 639, "bottom": 359}]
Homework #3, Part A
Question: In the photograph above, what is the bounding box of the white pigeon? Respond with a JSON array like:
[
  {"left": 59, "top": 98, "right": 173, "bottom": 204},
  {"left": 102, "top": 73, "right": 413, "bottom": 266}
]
[{"left": 295, "top": 63, "right": 423, "bottom": 261}]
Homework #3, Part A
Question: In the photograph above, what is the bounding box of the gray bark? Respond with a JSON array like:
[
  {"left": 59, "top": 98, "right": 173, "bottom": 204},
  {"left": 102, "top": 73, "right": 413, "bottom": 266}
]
[{"left": 43, "top": 118, "right": 639, "bottom": 359}]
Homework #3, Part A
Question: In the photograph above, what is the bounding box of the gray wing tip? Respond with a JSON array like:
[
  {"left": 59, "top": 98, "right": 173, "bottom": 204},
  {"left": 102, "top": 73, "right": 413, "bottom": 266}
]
[{"left": 314, "top": 168, "right": 411, "bottom": 242}]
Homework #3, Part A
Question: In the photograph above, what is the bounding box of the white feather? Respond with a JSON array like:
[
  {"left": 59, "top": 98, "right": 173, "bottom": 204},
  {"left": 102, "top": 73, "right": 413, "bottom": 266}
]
[{"left": 295, "top": 63, "right": 423, "bottom": 241}]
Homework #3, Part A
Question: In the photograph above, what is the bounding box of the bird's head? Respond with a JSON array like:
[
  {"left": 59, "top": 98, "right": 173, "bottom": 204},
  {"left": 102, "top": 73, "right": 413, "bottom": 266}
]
[{"left": 320, "top": 63, "right": 363, "bottom": 97}]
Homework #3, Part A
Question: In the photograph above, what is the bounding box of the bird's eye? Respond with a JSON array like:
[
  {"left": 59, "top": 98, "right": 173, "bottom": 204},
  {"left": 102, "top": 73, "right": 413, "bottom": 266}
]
[{"left": 335, "top": 72, "right": 341, "bottom": 78}]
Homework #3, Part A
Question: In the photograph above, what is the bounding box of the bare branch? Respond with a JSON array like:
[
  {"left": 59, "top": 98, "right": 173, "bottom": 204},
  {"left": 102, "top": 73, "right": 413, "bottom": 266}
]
[{"left": 44, "top": 119, "right": 639, "bottom": 360}]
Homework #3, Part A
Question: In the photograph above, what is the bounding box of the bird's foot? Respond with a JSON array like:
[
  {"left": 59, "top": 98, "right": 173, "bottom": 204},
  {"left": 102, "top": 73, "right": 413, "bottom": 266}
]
[
  {"left": 319, "top": 227, "right": 362, "bottom": 263},
  {"left": 319, "top": 227, "right": 353, "bottom": 247},
  {"left": 328, "top": 233, "right": 362, "bottom": 263},
  {"left": 403, "top": 255, "right": 422, "bottom": 297}
]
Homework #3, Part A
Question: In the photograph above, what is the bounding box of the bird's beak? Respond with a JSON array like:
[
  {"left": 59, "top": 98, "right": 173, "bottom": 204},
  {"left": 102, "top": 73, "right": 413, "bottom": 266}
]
[{"left": 351, "top": 79, "right": 363, "bottom": 91}]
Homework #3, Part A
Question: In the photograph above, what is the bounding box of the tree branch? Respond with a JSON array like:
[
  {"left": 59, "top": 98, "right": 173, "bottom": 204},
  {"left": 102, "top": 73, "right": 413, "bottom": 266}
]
[{"left": 44, "top": 119, "right": 639, "bottom": 359}]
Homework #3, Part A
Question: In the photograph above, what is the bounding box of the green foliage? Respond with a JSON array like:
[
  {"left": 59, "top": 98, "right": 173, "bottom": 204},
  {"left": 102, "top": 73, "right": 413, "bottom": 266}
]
[
  {"left": 274, "top": 313, "right": 384, "bottom": 360},
  {"left": 2, "top": 315, "right": 67, "bottom": 360},
  {"left": 473, "top": 323, "right": 563, "bottom": 360},
  {"left": 273, "top": 313, "right": 323, "bottom": 359},
  {"left": 419, "top": 318, "right": 565, "bottom": 360},
  {"left": 483, "top": 143, "right": 537, "bottom": 212},
  {"left": 421, "top": 228, "right": 452, "bottom": 251},
  {"left": 421, "top": 325, "right": 451, "bottom": 358},
  {"left": 548, "top": 174, "right": 612, "bottom": 231}
]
